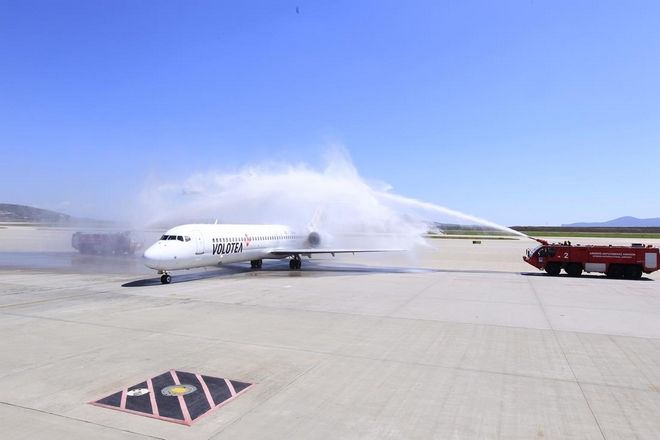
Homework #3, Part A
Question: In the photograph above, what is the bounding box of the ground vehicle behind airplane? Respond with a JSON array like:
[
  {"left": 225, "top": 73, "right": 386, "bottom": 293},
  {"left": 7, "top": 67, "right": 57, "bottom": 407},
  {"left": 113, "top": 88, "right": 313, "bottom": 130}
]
[{"left": 72, "top": 231, "right": 141, "bottom": 255}]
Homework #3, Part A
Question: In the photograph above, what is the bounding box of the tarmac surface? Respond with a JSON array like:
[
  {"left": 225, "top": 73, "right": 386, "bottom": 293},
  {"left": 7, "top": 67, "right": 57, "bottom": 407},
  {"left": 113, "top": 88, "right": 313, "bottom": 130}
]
[{"left": 2, "top": 225, "right": 660, "bottom": 439}]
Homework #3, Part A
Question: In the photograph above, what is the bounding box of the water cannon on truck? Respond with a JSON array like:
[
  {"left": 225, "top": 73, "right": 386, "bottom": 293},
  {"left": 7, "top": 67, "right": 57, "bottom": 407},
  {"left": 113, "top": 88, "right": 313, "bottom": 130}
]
[{"left": 523, "top": 239, "right": 659, "bottom": 279}]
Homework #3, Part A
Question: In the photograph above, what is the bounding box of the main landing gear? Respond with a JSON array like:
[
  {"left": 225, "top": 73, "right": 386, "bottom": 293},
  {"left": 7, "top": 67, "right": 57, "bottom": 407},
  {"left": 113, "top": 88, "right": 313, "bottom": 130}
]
[
  {"left": 250, "top": 259, "right": 263, "bottom": 269},
  {"left": 160, "top": 273, "right": 172, "bottom": 284},
  {"left": 289, "top": 255, "right": 302, "bottom": 270}
]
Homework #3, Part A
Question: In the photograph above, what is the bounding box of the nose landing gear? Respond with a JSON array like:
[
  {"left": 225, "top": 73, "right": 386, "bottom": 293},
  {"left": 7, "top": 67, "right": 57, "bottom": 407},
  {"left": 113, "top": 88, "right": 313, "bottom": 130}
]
[
  {"left": 250, "top": 259, "right": 263, "bottom": 269},
  {"left": 160, "top": 273, "right": 172, "bottom": 284}
]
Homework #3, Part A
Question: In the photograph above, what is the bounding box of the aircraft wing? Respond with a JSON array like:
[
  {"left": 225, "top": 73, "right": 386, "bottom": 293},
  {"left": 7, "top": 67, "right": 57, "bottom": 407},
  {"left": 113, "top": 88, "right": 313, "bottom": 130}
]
[{"left": 268, "top": 248, "right": 404, "bottom": 257}]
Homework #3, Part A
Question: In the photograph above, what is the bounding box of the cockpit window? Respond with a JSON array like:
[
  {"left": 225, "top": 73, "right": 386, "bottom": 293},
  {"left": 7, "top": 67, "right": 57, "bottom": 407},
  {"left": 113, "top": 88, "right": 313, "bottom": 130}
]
[
  {"left": 161, "top": 234, "right": 190, "bottom": 242},
  {"left": 161, "top": 234, "right": 187, "bottom": 241}
]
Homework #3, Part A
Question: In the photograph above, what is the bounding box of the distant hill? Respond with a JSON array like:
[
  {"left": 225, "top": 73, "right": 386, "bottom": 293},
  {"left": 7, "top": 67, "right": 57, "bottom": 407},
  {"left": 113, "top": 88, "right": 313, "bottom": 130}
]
[
  {"left": 563, "top": 216, "right": 660, "bottom": 227},
  {"left": 0, "top": 203, "right": 72, "bottom": 223}
]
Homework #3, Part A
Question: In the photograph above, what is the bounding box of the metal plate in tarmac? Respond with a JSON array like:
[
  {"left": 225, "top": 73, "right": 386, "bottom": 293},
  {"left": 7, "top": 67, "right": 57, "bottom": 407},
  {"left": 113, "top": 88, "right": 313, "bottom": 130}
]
[{"left": 90, "top": 370, "right": 253, "bottom": 425}]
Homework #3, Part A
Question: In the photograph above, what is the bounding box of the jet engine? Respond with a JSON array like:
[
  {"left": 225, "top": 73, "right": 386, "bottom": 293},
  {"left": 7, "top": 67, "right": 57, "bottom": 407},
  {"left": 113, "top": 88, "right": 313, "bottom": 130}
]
[{"left": 307, "top": 231, "right": 321, "bottom": 247}]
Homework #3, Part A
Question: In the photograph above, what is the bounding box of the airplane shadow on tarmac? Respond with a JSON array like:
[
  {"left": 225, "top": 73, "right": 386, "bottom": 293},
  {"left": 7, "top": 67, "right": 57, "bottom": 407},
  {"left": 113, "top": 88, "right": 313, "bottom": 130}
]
[
  {"left": 122, "top": 261, "right": 526, "bottom": 287},
  {"left": 122, "top": 262, "right": 437, "bottom": 287}
]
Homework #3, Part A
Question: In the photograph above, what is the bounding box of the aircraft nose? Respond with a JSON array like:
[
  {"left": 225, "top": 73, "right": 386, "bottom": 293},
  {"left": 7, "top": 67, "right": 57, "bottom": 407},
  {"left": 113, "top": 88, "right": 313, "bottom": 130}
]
[{"left": 143, "top": 245, "right": 162, "bottom": 269}]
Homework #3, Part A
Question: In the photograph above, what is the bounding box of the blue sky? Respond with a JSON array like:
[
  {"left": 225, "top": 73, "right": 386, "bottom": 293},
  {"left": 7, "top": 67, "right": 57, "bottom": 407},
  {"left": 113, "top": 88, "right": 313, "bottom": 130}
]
[{"left": 1, "top": 1, "right": 659, "bottom": 225}]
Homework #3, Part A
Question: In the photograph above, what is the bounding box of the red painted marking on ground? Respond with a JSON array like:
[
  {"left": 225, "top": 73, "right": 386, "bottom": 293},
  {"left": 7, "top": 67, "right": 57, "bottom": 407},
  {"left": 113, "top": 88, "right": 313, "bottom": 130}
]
[
  {"left": 170, "top": 370, "right": 192, "bottom": 424},
  {"left": 224, "top": 378, "right": 237, "bottom": 397},
  {"left": 196, "top": 373, "right": 215, "bottom": 408},
  {"left": 90, "top": 371, "right": 254, "bottom": 427},
  {"left": 146, "top": 377, "right": 159, "bottom": 417},
  {"left": 120, "top": 388, "right": 127, "bottom": 409},
  {"left": 90, "top": 402, "right": 189, "bottom": 425}
]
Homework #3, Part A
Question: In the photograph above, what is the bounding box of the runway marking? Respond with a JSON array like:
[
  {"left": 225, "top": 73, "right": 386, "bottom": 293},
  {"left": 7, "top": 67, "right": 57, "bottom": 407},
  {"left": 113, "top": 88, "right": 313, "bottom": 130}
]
[
  {"left": 225, "top": 378, "right": 237, "bottom": 397},
  {"left": 90, "top": 370, "right": 253, "bottom": 426},
  {"left": 146, "top": 377, "right": 159, "bottom": 417},
  {"left": 169, "top": 370, "right": 192, "bottom": 424},
  {"left": 120, "top": 388, "right": 127, "bottom": 409},
  {"left": 196, "top": 373, "right": 216, "bottom": 408}
]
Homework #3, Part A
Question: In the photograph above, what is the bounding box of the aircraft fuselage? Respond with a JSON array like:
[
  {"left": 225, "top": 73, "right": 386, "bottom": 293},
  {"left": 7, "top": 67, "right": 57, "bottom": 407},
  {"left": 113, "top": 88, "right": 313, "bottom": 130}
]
[{"left": 143, "top": 223, "right": 304, "bottom": 272}]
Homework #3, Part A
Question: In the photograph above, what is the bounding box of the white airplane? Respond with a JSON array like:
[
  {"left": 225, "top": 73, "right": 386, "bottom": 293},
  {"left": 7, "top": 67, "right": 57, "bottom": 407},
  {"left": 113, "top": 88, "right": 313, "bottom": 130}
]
[{"left": 143, "top": 223, "right": 399, "bottom": 284}]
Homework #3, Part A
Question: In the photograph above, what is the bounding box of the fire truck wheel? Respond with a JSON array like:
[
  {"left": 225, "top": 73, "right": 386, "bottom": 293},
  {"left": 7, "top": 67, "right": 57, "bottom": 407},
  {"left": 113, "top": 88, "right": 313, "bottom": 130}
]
[
  {"left": 545, "top": 263, "right": 561, "bottom": 276},
  {"left": 606, "top": 264, "right": 624, "bottom": 279},
  {"left": 565, "top": 263, "right": 583, "bottom": 277},
  {"left": 624, "top": 265, "right": 643, "bottom": 280}
]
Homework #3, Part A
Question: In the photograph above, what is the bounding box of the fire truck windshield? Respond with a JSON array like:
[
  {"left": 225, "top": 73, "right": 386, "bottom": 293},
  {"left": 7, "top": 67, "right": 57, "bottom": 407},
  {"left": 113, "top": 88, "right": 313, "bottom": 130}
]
[{"left": 527, "top": 245, "right": 542, "bottom": 258}]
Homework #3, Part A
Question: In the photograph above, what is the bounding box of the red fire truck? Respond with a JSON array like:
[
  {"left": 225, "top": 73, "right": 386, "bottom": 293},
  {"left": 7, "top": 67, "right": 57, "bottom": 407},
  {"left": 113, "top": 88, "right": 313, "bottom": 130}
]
[{"left": 523, "top": 239, "right": 659, "bottom": 279}]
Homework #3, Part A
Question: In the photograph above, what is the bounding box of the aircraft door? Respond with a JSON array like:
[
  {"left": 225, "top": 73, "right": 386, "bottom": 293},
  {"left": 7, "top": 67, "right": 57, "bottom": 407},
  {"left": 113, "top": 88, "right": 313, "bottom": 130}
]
[{"left": 193, "top": 230, "right": 204, "bottom": 255}]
